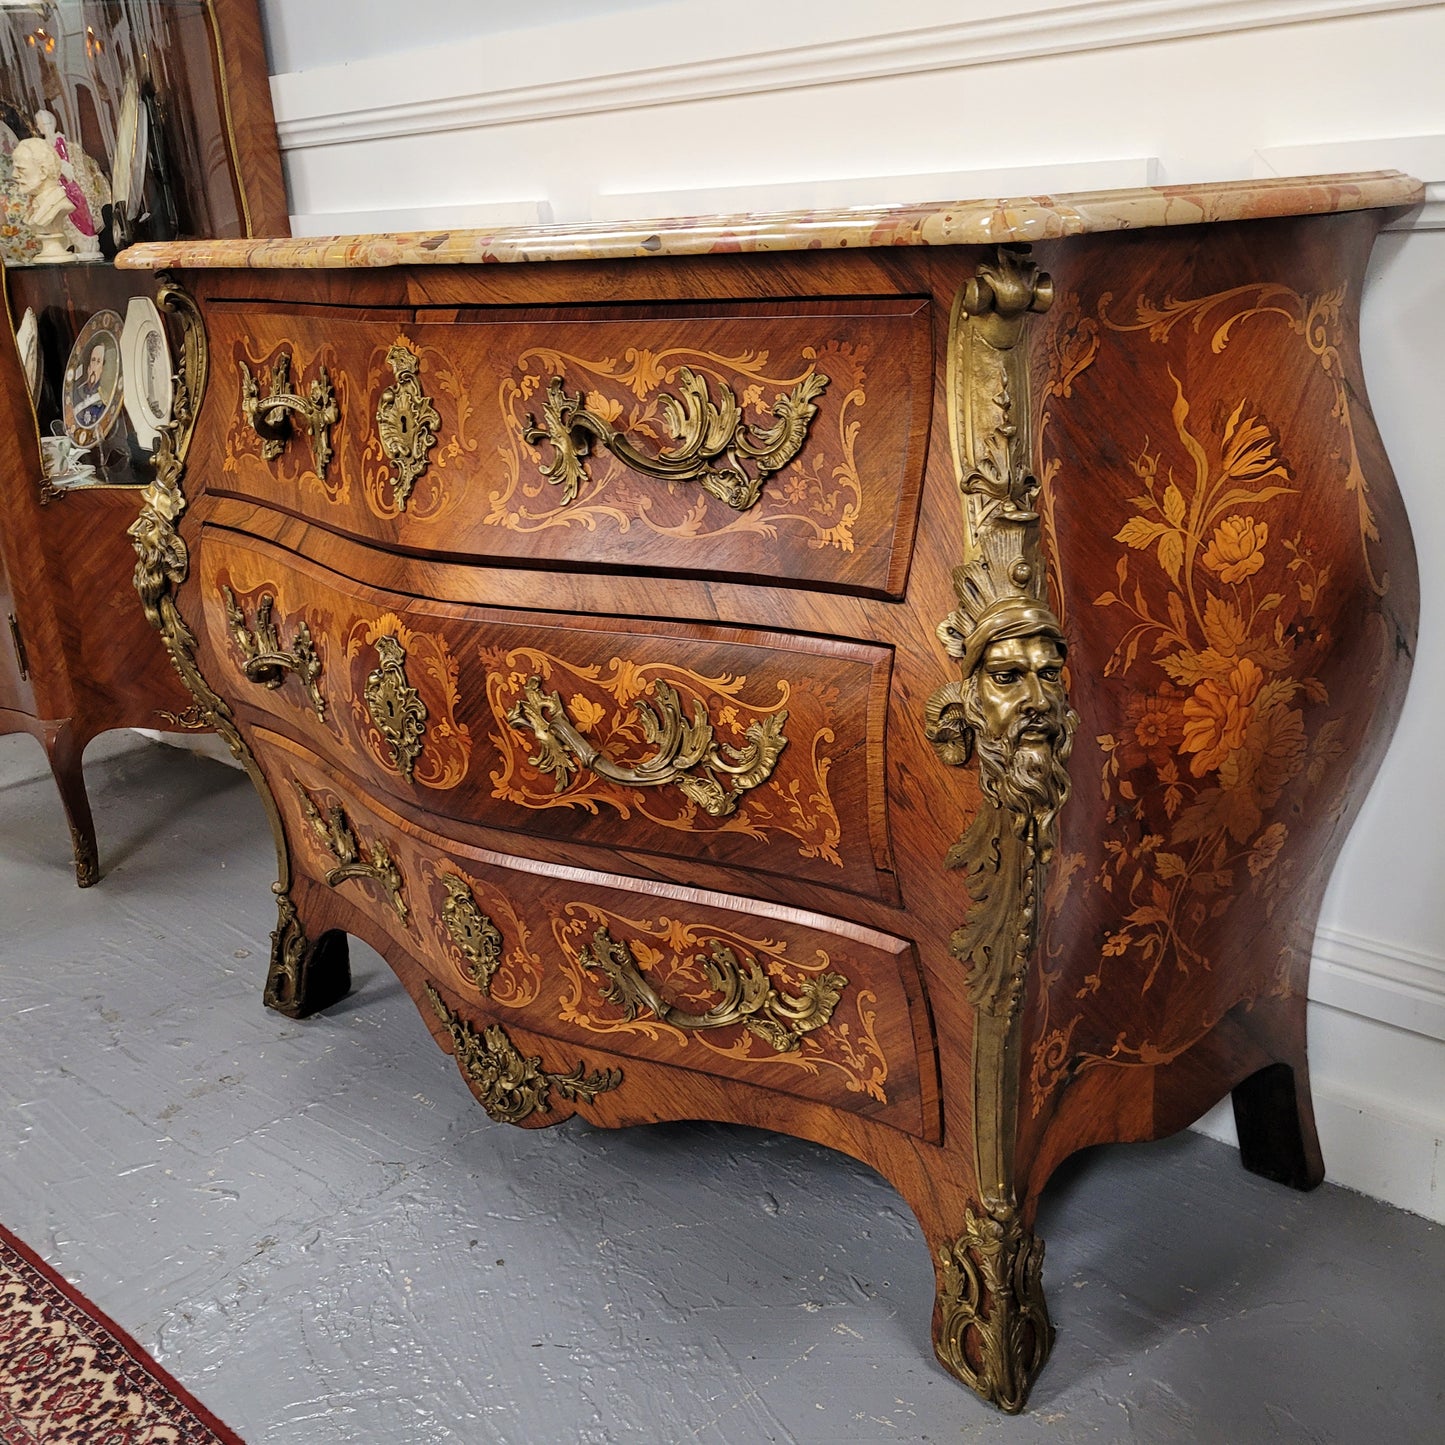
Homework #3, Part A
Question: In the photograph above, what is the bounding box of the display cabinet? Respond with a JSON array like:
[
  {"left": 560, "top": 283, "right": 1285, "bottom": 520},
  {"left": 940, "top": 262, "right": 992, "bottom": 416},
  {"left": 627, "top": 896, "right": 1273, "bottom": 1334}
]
[
  {"left": 0, "top": 0, "right": 285, "bottom": 883},
  {"left": 119, "top": 172, "right": 1421, "bottom": 1410}
]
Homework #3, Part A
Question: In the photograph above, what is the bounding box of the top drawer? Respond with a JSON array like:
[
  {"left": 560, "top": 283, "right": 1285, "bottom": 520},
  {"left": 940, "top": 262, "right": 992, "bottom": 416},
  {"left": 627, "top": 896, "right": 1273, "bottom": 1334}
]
[{"left": 205, "top": 296, "right": 932, "bottom": 599}]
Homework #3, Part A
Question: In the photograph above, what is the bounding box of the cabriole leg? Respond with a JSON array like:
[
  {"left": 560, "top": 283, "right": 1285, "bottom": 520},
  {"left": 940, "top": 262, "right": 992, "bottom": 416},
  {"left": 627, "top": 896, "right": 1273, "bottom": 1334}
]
[
  {"left": 263, "top": 889, "right": 350, "bottom": 1018},
  {"left": 42, "top": 721, "right": 98, "bottom": 888}
]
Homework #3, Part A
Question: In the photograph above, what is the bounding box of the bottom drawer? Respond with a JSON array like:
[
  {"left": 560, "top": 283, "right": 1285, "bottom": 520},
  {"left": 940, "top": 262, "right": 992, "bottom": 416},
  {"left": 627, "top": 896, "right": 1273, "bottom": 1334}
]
[{"left": 261, "top": 729, "right": 938, "bottom": 1142}]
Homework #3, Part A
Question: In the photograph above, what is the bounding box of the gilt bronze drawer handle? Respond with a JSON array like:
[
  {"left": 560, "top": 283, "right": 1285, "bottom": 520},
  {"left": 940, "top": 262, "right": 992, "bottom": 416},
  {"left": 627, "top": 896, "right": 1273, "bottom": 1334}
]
[
  {"left": 440, "top": 873, "right": 504, "bottom": 993},
  {"left": 523, "top": 366, "right": 828, "bottom": 510},
  {"left": 294, "top": 782, "right": 407, "bottom": 923},
  {"left": 363, "top": 634, "right": 428, "bottom": 782},
  {"left": 505, "top": 675, "right": 787, "bottom": 817},
  {"left": 376, "top": 341, "right": 440, "bottom": 511},
  {"left": 579, "top": 926, "right": 846, "bottom": 1053},
  {"left": 222, "top": 586, "right": 325, "bottom": 721},
  {"left": 240, "top": 351, "right": 340, "bottom": 479},
  {"left": 426, "top": 985, "right": 622, "bottom": 1125}
]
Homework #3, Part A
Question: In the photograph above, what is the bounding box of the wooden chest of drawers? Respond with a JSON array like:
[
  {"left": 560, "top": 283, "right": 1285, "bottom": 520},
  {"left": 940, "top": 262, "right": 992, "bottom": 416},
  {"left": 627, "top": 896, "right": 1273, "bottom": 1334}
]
[{"left": 119, "top": 172, "right": 1421, "bottom": 1412}]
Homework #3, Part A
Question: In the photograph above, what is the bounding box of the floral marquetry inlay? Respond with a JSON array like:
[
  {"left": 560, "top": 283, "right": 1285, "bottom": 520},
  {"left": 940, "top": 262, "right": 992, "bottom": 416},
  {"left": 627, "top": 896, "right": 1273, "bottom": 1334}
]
[{"left": 1027, "top": 277, "right": 1388, "bottom": 1110}]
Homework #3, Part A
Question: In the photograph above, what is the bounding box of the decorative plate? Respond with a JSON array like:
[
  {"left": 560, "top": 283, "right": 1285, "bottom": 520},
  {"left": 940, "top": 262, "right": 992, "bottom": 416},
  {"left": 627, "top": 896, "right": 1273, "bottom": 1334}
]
[
  {"left": 110, "top": 73, "right": 148, "bottom": 242},
  {"left": 62, "top": 309, "right": 125, "bottom": 450},
  {"left": 15, "top": 307, "right": 39, "bottom": 400},
  {"left": 121, "top": 296, "right": 172, "bottom": 451}
]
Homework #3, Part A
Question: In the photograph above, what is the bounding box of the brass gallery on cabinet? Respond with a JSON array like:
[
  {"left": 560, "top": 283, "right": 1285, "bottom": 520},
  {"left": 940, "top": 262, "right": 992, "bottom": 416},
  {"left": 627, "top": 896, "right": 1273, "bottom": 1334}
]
[{"left": 115, "top": 172, "right": 1419, "bottom": 1414}]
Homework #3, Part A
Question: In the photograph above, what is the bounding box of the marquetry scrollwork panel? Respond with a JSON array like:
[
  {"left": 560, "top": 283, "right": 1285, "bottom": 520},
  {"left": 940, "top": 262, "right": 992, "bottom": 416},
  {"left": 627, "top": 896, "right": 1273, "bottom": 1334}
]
[
  {"left": 551, "top": 905, "right": 892, "bottom": 1105},
  {"left": 505, "top": 674, "right": 787, "bottom": 819},
  {"left": 577, "top": 925, "right": 846, "bottom": 1053},
  {"left": 484, "top": 641, "right": 889, "bottom": 894}
]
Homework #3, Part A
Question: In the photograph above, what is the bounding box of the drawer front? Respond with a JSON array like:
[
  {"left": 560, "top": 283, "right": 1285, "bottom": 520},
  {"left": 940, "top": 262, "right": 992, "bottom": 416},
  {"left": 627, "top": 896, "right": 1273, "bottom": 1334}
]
[
  {"left": 201, "top": 529, "right": 897, "bottom": 903},
  {"left": 266, "top": 730, "right": 936, "bottom": 1140},
  {"left": 206, "top": 296, "right": 931, "bottom": 599}
]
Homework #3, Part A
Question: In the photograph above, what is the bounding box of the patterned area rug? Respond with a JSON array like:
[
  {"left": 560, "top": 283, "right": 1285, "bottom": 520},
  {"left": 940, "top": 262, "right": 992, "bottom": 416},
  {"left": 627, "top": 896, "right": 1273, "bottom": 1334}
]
[{"left": 0, "top": 1222, "right": 242, "bottom": 1444}]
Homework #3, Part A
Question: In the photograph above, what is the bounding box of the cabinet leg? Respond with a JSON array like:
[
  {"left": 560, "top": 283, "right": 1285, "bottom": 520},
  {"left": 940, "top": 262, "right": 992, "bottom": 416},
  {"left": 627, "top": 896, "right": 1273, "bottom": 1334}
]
[
  {"left": 931, "top": 1198, "right": 1054, "bottom": 1414},
  {"left": 42, "top": 721, "right": 98, "bottom": 888},
  {"left": 263, "top": 889, "right": 351, "bottom": 1018},
  {"left": 1231, "top": 1061, "right": 1325, "bottom": 1192}
]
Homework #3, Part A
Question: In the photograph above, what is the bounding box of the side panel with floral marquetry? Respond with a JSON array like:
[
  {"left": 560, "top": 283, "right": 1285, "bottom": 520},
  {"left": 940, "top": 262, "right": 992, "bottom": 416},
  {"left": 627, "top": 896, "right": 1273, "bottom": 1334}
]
[{"left": 1018, "top": 216, "right": 1418, "bottom": 1179}]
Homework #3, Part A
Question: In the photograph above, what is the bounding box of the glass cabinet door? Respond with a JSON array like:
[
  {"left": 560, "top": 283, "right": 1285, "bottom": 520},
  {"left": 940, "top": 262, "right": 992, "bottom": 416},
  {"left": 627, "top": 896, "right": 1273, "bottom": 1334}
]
[{"left": 0, "top": 0, "right": 280, "bottom": 490}]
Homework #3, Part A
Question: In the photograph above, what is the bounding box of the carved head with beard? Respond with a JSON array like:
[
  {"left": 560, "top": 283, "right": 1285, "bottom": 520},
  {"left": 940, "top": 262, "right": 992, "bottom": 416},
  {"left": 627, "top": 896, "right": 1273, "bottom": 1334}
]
[{"left": 931, "top": 596, "right": 1078, "bottom": 862}]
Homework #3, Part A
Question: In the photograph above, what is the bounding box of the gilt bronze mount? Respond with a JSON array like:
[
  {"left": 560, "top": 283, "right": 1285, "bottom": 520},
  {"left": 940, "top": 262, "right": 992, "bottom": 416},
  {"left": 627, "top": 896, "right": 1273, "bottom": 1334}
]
[
  {"left": 426, "top": 986, "right": 622, "bottom": 1124},
  {"left": 506, "top": 674, "right": 787, "bottom": 818},
  {"left": 578, "top": 925, "right": 846, "bottom": 1052},
  {"left": 222, "top": 585, "right": 325, "bottom": 720},
  {"left": 293, "top": 782, "right": 407, "bottom": 924},
  {"left": 240, "top": 351, "right": 340, "bottom": 479},
  {"left": 376, "top": 340, "right": 440, "bottom": 511},
  {"left": 363, "top": 634, "right": 428, "bottom": 782},
  {"left": 523, "top": 367, "right": 828, "bottom": 510},
  {"left": 440, "top": 873, "right": 505, "bottom": 993}
]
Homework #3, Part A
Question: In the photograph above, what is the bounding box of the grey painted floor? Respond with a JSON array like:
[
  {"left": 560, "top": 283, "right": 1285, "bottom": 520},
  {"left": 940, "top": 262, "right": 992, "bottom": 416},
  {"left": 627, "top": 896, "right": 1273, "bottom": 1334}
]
[{"left": 1, "top": 731, "right": 1442, "bottom": 1445}]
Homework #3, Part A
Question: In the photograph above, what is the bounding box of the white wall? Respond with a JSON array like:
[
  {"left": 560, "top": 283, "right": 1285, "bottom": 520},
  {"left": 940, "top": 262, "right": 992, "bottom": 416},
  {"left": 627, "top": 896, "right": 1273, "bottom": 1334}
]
[{"left": 256, "top": 0, "right": 1445, "bottom": 1221}]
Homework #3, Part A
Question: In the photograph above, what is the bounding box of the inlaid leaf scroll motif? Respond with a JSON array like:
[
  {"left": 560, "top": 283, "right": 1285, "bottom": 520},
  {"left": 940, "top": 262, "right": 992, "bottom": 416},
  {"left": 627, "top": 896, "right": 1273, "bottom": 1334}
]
[{"left": 492, "top": 341, "right": 868, "bottom": 551}]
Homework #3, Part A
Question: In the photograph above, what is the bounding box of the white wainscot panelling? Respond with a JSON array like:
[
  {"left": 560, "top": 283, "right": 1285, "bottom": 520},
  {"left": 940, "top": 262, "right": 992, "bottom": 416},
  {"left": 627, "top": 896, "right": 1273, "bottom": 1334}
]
[
  {"left": 269, "top": 0, "right": 1434, "bottom": 150},
  {"left": 269, "top": 3, "right": 1445, "bottom": 228}
]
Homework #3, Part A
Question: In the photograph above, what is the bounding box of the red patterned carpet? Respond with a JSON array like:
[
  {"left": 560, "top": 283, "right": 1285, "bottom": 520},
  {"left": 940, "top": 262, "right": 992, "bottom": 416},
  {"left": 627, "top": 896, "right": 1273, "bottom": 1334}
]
[{"left": 0, "top": 1223, "right": 242, "bottom": 1444}]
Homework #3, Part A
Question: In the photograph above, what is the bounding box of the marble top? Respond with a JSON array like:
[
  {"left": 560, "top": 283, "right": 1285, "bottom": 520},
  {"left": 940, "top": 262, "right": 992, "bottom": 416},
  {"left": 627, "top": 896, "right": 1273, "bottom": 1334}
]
[{"left": 116, "top": 171, "right": 1422, "bottom": 270}]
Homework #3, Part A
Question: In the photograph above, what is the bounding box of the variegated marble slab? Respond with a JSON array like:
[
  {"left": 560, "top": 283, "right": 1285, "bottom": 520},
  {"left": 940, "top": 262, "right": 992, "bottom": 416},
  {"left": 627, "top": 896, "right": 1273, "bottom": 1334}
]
[{"left": 116, "top": 171, "right": 1422, "bottom": 269}]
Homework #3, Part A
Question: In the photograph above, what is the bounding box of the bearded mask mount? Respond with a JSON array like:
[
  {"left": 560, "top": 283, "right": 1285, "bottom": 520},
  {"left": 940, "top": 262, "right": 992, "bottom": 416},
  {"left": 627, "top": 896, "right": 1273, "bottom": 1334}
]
[{"left": 926, "top": 246, "right": 1080, "bottom": 1024}]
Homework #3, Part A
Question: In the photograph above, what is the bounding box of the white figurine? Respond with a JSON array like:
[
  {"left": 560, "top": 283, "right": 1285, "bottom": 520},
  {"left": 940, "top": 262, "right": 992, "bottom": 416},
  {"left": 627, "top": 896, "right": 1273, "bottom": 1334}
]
[
  {"left": 10, "top": 137, "right": 74, "bottom": 263},
  {"left": 33, "top": 110, "right": 102, "bottom": 260}
]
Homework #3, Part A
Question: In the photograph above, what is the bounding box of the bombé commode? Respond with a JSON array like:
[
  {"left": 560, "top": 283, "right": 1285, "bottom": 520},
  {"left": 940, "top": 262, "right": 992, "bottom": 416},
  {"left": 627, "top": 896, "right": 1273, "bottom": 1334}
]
[{"left": 120, "top": 171, "right": 1421, "bottom": 1412}]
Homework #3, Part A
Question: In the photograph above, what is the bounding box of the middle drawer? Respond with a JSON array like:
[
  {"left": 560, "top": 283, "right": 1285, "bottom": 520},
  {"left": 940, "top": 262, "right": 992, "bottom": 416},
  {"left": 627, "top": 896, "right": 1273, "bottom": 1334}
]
[{"left": 200, "top": 527, "right": 897, "bottom": 904}]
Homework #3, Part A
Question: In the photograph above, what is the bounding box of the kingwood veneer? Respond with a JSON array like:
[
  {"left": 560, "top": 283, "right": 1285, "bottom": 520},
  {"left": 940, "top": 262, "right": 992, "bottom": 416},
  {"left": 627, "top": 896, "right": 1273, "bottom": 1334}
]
[{"left": 118, "top": 171, "right": 1421, "bottom": 1411}]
